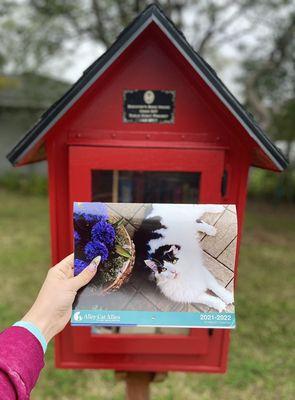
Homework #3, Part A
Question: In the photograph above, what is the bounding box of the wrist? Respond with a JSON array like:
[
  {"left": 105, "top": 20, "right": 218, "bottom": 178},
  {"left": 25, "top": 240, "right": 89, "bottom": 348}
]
[
  {"left": 13, "top": 320, "right": 48, "bottom": 353},
  {"left": 22, "top": 310, "right": 56, "bottom": 344}
]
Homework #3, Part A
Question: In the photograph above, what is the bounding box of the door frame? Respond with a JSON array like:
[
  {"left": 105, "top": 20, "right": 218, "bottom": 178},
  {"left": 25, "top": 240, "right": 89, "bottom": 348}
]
[
  {"left": 69, "top": 146, "right": 225, "bottom": 204},
  {"left": 68, "top": 145, "right": 226, "bottom": 360}
]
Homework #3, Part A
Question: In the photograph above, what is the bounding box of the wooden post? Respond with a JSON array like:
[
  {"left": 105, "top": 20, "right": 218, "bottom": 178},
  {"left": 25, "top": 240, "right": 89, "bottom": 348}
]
[
  {"left": 125, "top": 372, "right": 154, "bottom": 400},
  {"left": 115, "top": 371, "right": 167, "bottom": 400}
]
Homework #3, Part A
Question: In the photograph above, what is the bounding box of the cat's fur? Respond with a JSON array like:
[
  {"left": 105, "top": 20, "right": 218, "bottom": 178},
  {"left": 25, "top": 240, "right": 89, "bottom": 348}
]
[{"left": 134, "top": 204, "right": 234, "bottom": 312}]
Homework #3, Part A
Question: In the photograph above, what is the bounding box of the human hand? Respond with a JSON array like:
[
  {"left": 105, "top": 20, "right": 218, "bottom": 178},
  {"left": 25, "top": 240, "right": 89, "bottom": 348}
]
[{"left": 22, "top": 254, "right": 101, "bottom": 343}]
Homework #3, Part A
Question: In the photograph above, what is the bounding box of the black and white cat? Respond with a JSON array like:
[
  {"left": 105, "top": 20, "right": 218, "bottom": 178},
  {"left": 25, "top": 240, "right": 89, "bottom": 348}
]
[{"left": 134, "top": 204, "right": 234, "bottom": 312}]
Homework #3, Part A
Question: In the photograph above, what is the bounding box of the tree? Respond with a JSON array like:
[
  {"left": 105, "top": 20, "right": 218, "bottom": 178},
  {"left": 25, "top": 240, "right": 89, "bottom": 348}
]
[
  {"left": 1, "top": 1, "right": 290, "bottom": 74},
  {"left": 239, "top": 3, "right": 295, "bottom": 201},
  {"left": 242, "top": 7, "right": 295, "bottom": 128},
  {"left": 241, "top": 5, "right": 294, "bottom": 160}
]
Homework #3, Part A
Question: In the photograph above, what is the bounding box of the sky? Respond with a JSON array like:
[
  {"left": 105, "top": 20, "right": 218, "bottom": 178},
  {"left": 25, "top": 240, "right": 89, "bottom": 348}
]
[
  {"left": 35, "top": 2, "right": 291, "bottom": 104},
  {"left": 45, "top": 35, "right": 241, "bottom": 96},
  {"left": 10, "top": 1, "right": 291, "bottom": 104},
  {"left": 39, "top": 4, "right": 257, "bottom": 101}
]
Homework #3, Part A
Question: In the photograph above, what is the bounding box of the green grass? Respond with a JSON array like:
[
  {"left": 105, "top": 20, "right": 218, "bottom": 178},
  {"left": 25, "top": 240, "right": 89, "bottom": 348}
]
[{"left": 0, "top": 190, "right": 294, "bottom": 399}]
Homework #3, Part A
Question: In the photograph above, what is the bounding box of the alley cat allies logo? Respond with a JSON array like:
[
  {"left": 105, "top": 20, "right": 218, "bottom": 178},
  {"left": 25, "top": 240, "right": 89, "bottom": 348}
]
[{"left": 73, "top": 311, "right": 82, "bottom": 322}]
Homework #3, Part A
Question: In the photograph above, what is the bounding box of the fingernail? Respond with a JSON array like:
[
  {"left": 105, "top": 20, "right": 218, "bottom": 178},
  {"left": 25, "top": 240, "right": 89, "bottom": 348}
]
[{"left": 88, "top": 255, "right": 101, "bottom": 271}]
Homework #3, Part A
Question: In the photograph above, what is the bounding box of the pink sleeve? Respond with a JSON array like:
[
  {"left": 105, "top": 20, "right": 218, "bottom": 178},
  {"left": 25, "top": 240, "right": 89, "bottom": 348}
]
[{"left": 0, "top": 326, "right": 45, "bottom": 399}]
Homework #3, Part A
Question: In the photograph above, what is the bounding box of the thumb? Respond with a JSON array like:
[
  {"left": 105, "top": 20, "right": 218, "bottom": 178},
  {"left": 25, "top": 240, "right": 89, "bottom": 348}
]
[{"left": 70, "top": 256, "right": 101, "bottom": 291}]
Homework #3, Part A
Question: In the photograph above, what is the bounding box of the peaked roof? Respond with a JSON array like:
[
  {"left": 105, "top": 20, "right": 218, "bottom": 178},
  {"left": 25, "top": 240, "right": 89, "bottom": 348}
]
[{"left": 7, "top": 3, "right": 288, "bottom": 170}]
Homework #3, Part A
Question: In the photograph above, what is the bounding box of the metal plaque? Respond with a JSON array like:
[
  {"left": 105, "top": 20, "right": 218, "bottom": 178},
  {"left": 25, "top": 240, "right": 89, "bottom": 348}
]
[{"left": 123, "top": 90, "right": 175, "bottom": 123}]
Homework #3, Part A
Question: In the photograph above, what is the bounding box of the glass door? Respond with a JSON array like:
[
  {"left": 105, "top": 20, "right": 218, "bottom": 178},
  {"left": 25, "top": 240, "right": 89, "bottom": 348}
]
[
  {"left": 69, "top": 146, "right": 225, "bottom": 355},
  {"left": 92, "top": 170, "right": 200, "bottom": 203}
]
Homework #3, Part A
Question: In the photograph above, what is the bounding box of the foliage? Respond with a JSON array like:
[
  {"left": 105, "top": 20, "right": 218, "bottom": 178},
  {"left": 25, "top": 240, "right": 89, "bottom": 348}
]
[
  {"left": 271, "top": 99, "right": 295, "bottom": 159},
  {"left": 0, "top": 171, "right": 47, "bottom": 195},
  {"left": 2, "top": 168, "right": 295, "bottom": 202},
  {"left": 0, "top": 189, "right": 294, "bottom": 399},
  {"left": 248, "top": 168, "right": 295, "bottom": 202},
  {"left": 240, "top": 2, "right": 295, "bottom": 166},
  {"left": 1, "top": 0, "right": 292, "bottom": 73},
  {"left": 242, "top": 6, "right": 295, "bottom": 118}
]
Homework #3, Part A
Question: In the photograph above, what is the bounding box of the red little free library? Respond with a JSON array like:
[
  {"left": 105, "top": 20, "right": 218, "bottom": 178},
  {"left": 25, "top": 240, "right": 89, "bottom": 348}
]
[{"left": 8, "top": 4, "right": 287, "bottom": 374}]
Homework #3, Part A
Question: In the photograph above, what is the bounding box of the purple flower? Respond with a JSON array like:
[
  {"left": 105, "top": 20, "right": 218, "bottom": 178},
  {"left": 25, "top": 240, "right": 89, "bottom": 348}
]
[
  {"left": 84, "top": 241, "right": 109, "bottom": 262},
  {"left": 74, "top": 259, "right": 88, "bottom": 276},
  {"left": 74, "top": 212, "right": 107, "bottom": 224},
  {"left": 91, "top": 220, "right": 115, "bottom": 248},
  {"left": 74, "top": 202, "right": 108, "bottom": 217},
  {"left": 84, "top": 213, "right": 107, "bottom": 224},
  {"left": 74, "top": 230, "right": 81, "bottom": 244}
]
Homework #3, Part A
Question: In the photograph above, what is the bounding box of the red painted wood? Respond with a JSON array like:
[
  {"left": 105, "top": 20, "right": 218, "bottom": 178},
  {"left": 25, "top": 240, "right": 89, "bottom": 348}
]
[
  {"left": 73, "top": 332, "right": 209, "bottom": 356},
  {"left": 69, "top": 146, "right": 224, "bottom": 171},
  {"left": 61, "top": 145, "right": 228, "bottom": 371},
  {"left": 42, "top": 22, "right": 254, "bottom": 373},
  {"left": 45, "top": 138, "right": 247, "bottom": 372},
  {"left": 45, "top": 25, "right": 237, "bottom": 154},
  {"left": 18, "top": 21, "right": 279, "bottom": 173},
  {"left": 53, "top": 323, "right": 229, "bottom": 373},
  {"left": 65, "top": 26, "right": 227, "bottom": 139},
  {"left": 37, "top": 23, "right": 276, "bottom": 169}
]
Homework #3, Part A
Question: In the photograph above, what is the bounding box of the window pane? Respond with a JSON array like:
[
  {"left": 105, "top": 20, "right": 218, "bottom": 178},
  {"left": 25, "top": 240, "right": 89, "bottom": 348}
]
[{"left": 92, "top": 170, "right": 200, "bottom": 203}]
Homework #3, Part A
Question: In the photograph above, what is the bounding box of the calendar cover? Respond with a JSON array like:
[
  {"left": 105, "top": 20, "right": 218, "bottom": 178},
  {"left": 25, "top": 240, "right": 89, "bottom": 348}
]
[{"left": 71, "top": 202, "right": 237, "bottom": 329}]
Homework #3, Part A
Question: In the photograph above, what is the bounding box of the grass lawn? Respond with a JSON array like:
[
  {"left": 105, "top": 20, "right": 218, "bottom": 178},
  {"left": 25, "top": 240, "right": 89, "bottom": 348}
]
[{"left": 0, "top": 189, "right": 294, "bottom": 399}]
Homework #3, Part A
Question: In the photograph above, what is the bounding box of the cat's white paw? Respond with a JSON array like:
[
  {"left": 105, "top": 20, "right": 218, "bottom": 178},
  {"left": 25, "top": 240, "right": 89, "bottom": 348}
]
[
  {"left": 212, "top": 298, "right": 227, "bottom": 312},
  {"left": 221, "top": 290, "right": 234, "bottom": 305},
  {"left": 210, "top": 296, "right": 226, "bottom": 312},
  {"left": 206, "top": 225, "right": 217, "bottom": 236},
  {"left": 216, "top": 303, "right": 227, "bottom": 313}
]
